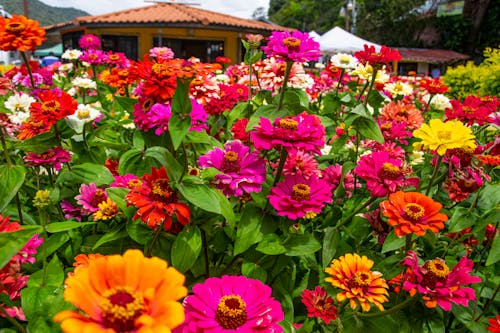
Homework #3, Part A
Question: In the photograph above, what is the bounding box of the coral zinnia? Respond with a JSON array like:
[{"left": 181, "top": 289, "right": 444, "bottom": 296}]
[
  {"left": 126, "top": 166, "right": 190, "bottom": 231},
  {"left": 268, "top": 174, "right": 333, "bottom": 220},
  {"left": 0, "top": 15, "right": 46, "bottom": 52},
  {"left": 262, "top": 30, "right": 321, "bottom": 63},
  {"left": 413, "top": 119, "right": 476, "bottom": 156},
  {"left": 380, "top": 191, "right": 448, "bottom": 237},
  {"left": 176, "top": 275, "right": 284, "bottom": 332},
  {"left": 301, "top": 286, "right": 337, "bottom": 324},
  {"left": 401, "top": 251, "right": 481, "bottom": 311},
  {"left": 324, "top": 253, "right": 389, "bottom": 312},
  {"left": 198, "top": 140, "right": 266, "bottom": 197},
  {"left": 251, "top": 112, "right": 326, "bottom": 154},
  {"left": 54, "top": 249, "right": 187, "bottom": 332},
  {"left": 354, "top": 45, "right": 401, "bottom": 69}
]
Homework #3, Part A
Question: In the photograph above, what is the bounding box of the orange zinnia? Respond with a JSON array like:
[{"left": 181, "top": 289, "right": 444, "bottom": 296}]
[
  {"left": 54, "top": 249, "right": 187, "bottom": 333},
  {"left": 325, "top": 253, "right": 389, "bottom": 312},
  {"left": 0, "top": 15, "right": 46, "bottom": 52},
  {"left": 380, "top": 191, "right": 448, "bottom": 237}
]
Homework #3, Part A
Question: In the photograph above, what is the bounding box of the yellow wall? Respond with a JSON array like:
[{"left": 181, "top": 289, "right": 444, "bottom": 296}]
[{"left": 76, "top": 26, "right": 243, "bottom": 62}]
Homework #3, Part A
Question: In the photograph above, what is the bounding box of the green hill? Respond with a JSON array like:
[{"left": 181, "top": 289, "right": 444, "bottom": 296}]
[{"left": 1, "top": 0, "right": 89, "bottom": 26}]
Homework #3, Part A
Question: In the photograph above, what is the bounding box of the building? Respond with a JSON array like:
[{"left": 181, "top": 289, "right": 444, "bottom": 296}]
[
  {"left": 46, "top": 3, "right": 289, "bottom": 63},
  {"left": 396, "top": 47, "right": 470, "bottom": 76}
]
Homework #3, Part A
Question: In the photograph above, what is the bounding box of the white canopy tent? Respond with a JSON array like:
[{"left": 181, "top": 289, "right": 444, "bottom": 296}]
[
  {"left": 308, "top": 30, "right": 321, "bottom": 43},
  {"left": 318, "top": 26, "right": 381, "bottom": 55}
]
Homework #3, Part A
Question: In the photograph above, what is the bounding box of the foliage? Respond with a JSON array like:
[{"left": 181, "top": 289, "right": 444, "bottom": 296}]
[{"left": 442, "top": 46, "right": 500, "bottom": 98}]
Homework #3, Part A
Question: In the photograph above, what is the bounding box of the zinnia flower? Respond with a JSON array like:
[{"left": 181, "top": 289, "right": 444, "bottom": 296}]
[
  {"left": 488, "top": 315, "right": 500, "bottom": 333},
  {"left": 401, "top": 251, "right": 481, "bottom": 311},
  {"left": 301, "top": 286, "right": 337, "bottom": 324},
  {"left": 354, "top": 44, "right": 401, "bottom": 69},
  {"left": 177, "top": 275, "right": 284, "bottom": 332},
  {"left": 0, "top": 15, "right": 46, "bottom": 52},
  {"left": 75, "top": 183, "right": 108, "bottom": 215},
  {"left": 324, "top": 253, "right": 389, "bottom": 312},
  {"left": 54, "top": 249, "right": 187, "bottom": 332},
  {"left": 78, "top": 34, "right": 101, "bottom": 50},
  {"left": 446, "top": 95, "right": 492, "bottom": 126},
  {"left": 419, "top": 78, "right": 448, "bottom": 94},
  {"left": 262, "top": 30, "right": 321, "bottom": 63},
  {"left": 92, "top": 198, "right": 121, "bottom": 221},
  {"left": 379, "top": 101, "right": 423, "bottom": 131},
  {"left": 24, "top": 146, "right": 72, "bottom": 171},
  {"left": 380, "top": 191, "right": 449, "bottom": 237},
  {"left": 149, "top": 47, "right": 175, "bottom": 60},
  {"left": 198, "top": 140, "right": 266, "bottom": 197},
  {"left": 126, "top": 166, "right": 190, "bottom": 231},
  {"left": 413, "top": 119, "right": 476, "bottom": 156},
  {"left": 251, "top": 112, "right": 326, "bottom": 154},
  {"left": 268, "top": 174, "right": 333, "bottom": 220}
]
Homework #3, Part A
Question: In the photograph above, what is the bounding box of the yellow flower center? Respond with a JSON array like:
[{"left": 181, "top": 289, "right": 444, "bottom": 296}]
[
  {"left": 381, "top": 162, "right": 400, "bottom": 178},
  {"left": 403, "top": 203, "right": 425, "bottom": 222},
  {"left": 109, "top": 54, "right": 120, "bottom": 61},
  {"left": 127, "top": 179, "right": 143, "bottom": 189},
  {"left": 222, "top": 151, "right": 240, "bottom": 172},
  {"left": 77, "top": 110, "right": 90, "bottom": 120},
  {"left": 339, "top": 55, "right": 351, "bottom": 64},
  {"left": 422, "top": 258, "right": 449, "bottom": 289},
  {"left": 94, "top": 198, "right": 120, "bottom": 221},
  {"left": 279, "top": 118, "right": 298, "bottom": 130},
  {"left": 304, "top": 211, "right": 317, "bottom": 219},
  {"left": 6, "top": 21, "right": 26, "bottom": 33},
  {"left": 283, "top": 37, "right": 301, "bottom": 48},
  {"left": 351, "top": 271, "right": 373, "bottom": 288},
  {"left": 152, "top": 63, "right": 173, "bottom": 78},
  {"left": 151, "top": 178, "right": 175, "bottom": 202},
  {"left": 215, "top": 295, "right": 247, "bottom": 329},
  {"left": 224, "top": 151, "right": 238, "bottom": 162},
  {"left": 142, "top": 98, "right": 154, "bottom": 112},
  {"left": 462, "top": 106, "right": 475, "bottom": 114},
  {"left": 100, "top": 287, "right": 145, "bottom": 332},
  {"left": 41, "top": 100, "right": 60, "bottom": 113},
  {"left": 291, "top": 184, "right": 311, "bottom": 201},
  {"left": 437, "top": 130, "right": 452, "bottom": 140}
]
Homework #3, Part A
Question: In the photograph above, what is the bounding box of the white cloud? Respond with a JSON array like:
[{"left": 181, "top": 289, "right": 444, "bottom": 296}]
[{"left": 37, "top": 0, "right": 269, "bottom": 19}]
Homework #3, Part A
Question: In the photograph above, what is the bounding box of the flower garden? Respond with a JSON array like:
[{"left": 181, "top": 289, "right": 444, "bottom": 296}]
[{"left": 0, "top": 14, "right": 499, "bottom": 333}]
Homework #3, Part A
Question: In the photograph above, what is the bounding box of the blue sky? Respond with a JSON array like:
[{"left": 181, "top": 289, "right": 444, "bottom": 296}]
[{"left": 37, "top": 0, "right": 270, "bottom": 19}]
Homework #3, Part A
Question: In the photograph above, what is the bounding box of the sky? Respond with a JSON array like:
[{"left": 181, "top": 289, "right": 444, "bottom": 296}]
[{"left": 37, "top": 0, "right": 270, "bottom": 19}]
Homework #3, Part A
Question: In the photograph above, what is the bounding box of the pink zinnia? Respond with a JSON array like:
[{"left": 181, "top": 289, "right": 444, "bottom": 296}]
[
  {"left": 282, "top": 150, "right": 320, "bottom": 179},
  {"left": 354, "top": 151, "right": 419, "bottom": 197},
  {"left": 60, "top": 199, "right": 82, "bottom": 221},
  {"left": 75, "top": 183, "right": 108, "bottom": 214},
  {"left": 78, "top": 34, "right": 101, "bottom": 50},
  {"left": 104, "top": 51, "right": 130, "bottom": 69},
  {"left": 251, "top": 112, "right": 326, "bottom": 154},
  {"left": 401, "top": 251, "right": 481, "bottom": 311},
  {"left": 176, "top": 275, "right": 284, "bottom": 332},
  {"left": 268, "top": 174, "right": 333, "bottom": 220},
  {"left": 24, "top": 146, "right": 71, "bottom": 171},
  {"left": 80, "top": 49, "right": 106, "bottom": 65},
  {"left": 110, "top": 174, "right": 141, "bottom": 189},
  {"left": 198, "top": 140, "right": 266, "bottom": 197},
  {"left": 321, "top": 164, "right": 358, "bottom": 197},
  {"left": 149, "top": 47, "right": 175, "bottom": 60},
  {"left": 17, "top": 234, "right": 43, "bottom": 264},
  {"left": 301, "top": 286, "right": 337, "bottom": 324},
  {"left": 148, "top": 99, "right": 209, "bottom": 135},
  {"left": 262, "top": 30, "right": 321, "bottom": 62}
]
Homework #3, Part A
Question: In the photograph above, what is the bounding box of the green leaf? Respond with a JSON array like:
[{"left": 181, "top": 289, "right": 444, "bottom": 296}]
[
  {"left": 171, "top": 78, "right": 192, "bottom": 115},
  {"left": 58, "top": 163, "right": 114, "bottom": 186},
  {"left": 115, "top": 96, "right": 138, "bottom": 112},
  {"left": 242, "top": 261, "right": 268, "bottom": 282},
  {"left": 169, "top": 113, "right": 191, "bottom": 150},
  {"left": 0, "top": 226, "right": 42, "bottom": 268},
  {"left": 322, "top": 227, "right": 340, "bottom": 267},
  {"left": 255, "top": 233, "right": 287, "bottom": 255},
  {"left": 246, "top": 104, "right": 288, "bottom": 131},
  {"left": 477, "top": 183, "right": 500, "bottom": 212},
  {"left": 448, "top": 207, "right": 476, "bottom": 232},
  {"left": 350, "top": 103, "right": 371, "bottom": 118},
  {"left": 284, "top": 233, "right": 321, "bottom": 256},
  {"left": 486, "top": 227, "right": 500, "bottom": 266},
  {"left": 234, "top": 206, "right": 265, "bottom": 255},
  {"left": 452, "top": 304, "right": 489, "bottom": 333},
  {"left": 106, "top": 187, "right": 135, "bottom": 218},
  {"left": 144, "top": 146, "right": 183, "bottom": 182},
  {"left": 382, "top": 231, "right": 405, "bottom": 253},
  {"left": 126, "top": 221, "right": 153, "bottom": 245},
  {"left": 0, "top": 165, "right": 25, "bottom": 211},
  {"left": 354, "top": 117, "right": 384, "bottom": 143},
  {"left": 117, "top": 148, "right": 145, "bottom": 175},
  {"left": 227, "top": 102, "right": 251, "bottom": 129},
  {"left": 28, "top": 255, "right": 64, "bottom": 288},
  {"left": 171, "top": 226, "right": 202, "bottom": 273},
  {"left": 177, "top": 182, "right": 235, "bottom": 223},
  {"left": 367, "top": 89, "right": 388, "bottom": 108},
  {"left": 36, "top": 233, "right": 70, "bottom": 261},
  {"left": 92, "top": 225, "right": 128, "bottom": 250},
  {"left": 45, "top": 221, "right": 96, "bottom": 233}
]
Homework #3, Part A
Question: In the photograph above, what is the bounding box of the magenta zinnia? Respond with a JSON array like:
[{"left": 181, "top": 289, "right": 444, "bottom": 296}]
[
  {"left": 198, "top": 140, "right": 266, "bottom": 197},
  {"left": 24, "top": 146, "right": 71, "bottom": 171},
  {"left": 262, "top": 30, "right": 321, "bottom": 63},
  {"left": 250, "top": 112, "right": 326, "bottom": 154},
  {"left": 401, "top": 251, "right": 481, "bottom": 311},
  {"left": 268, "top": 174, "right": 333, "bottom": 220},
  {"left": 177, "top": 275, "right": 284, "bottom": 332},
  {"left": 354, "top": 151, "right": 419, "bottom": 197},
  {"left": 75, "top": 183, "right": 108, "bottom": 215}
]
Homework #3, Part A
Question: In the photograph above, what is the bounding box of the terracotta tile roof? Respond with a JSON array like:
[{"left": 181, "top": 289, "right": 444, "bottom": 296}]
[
  {"left": 397, "top": 48, "right": 469, "bottom": 64},
  {"left": 75, "top": 3, "right": 289, "bottom": 32}
]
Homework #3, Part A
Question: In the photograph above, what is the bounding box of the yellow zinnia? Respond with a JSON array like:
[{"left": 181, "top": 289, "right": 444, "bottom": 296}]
[
  {"left": 412, "top": 119, "right": 476, "bottom": 156},
  {"left": 54, "top": 249, "right": 187, "bottom": 333},
  {"left": 325, "top": 253, "right": 389, "bottom": 312}
]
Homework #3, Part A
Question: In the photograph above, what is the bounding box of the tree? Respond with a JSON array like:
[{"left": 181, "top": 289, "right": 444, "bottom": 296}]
[{"left": 252, "top": 7, "right": 268, "bottom": 20}]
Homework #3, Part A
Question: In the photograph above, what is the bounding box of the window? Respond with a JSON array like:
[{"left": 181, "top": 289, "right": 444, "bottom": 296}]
[
  {"left": 63, "top": 31, "right": 84, "bottom": 50},
  {"left": 153, "top": 37, "right": 224, "bottom": 62},
  {"left": 101, "top": 35, "right": 138, "bottom": 60}
]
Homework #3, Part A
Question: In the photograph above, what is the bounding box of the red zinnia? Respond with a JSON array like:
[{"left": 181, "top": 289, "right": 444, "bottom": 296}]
[
  {"left": 301, "top": 286, "right": 337, "bottom": 324},
  {"left": 126, "top": 166, "right": 190, "bottom": 232},
  {"left": 419, "top": 78, "right": 449, "bottom": 94},
  {"left": 354, "top": 45, "right": 401, "bottom": 69}
]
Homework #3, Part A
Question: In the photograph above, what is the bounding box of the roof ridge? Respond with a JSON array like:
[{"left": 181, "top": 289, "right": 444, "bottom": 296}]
[
  {"left": 169, "top": 3, "right": 203, "bottom": 23},
  {"left": 77, "top": 3, "right": 156, "bottom": 22}
]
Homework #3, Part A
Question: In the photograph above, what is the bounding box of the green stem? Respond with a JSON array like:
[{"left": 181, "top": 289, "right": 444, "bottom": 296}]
[
  {"left": 423, "top": 94, "right": 435, "bottom": 114},
  {"left": 356, "top": 295, "right": 417, "bottom": 318},
  {"left": 147, "top": 224, "right": 164, "bottom": 257},
  {"left": 277, "top": 61, "right": 293, "bottom": 110},
  {"left": 39, "top": 209, "right": 48, "bottom": 286},
  {"left": 247, "top": 50, "right": 254, "bottom": 102},
  {"left": 220, "top": 254, "right": 241, "bottom": 276},
  {"left": 201, "top": 229, "right": 210, "bottom": 278},
  {"left": 334, "top": 196, "right": 377, "bottom": 231},
  {"left": 272, "top": 148, "right": 288, "bottom": 187},
  {"left": 405, "top": 234, "right": 412, "bottom": 252},
  {"left": 20, "top": 51, "right": 35, "bottom": 88},
  {"left": 425, "top": 155, "right": 443, "bottom": 196},
  {"left": 356, "top": 81, "right": 369, "bottom": 102},
  {"left": 1, "top": 128, "right": 24, "bottom": 223},
  {"left": 0, "top": 306, "right": 27, "bottom": 333},
  {"left": 475, "top": 281, "right": 500, "bottom": 321},
  {"left": 335, "top": 68, "right": 345, "bottom": 93},
  {"left": 363, "top": 68, "right": 379, "bottom": 107}
]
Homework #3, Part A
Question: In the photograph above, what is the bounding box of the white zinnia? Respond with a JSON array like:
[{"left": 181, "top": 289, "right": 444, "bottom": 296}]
[
  {"left": 384, "top": 81, "right": 413, "bottom": 97},
  {"left": 72, "top": 77, "right": 96, "bottom": 90},
  {"left": 423, "top": 93, "right": 452, "bottom": 111},
  {"left": 61, "top": 49, "right": 82, "bottom": 60},
  {"left": 330, "top": 53, "right": 359, "bottom": 70},
  {"left": 65, "top": 104, "right": 101, "bottom": 133},
  {"left": 4, "top": 93, "right": 35, "bottom": 113}
]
